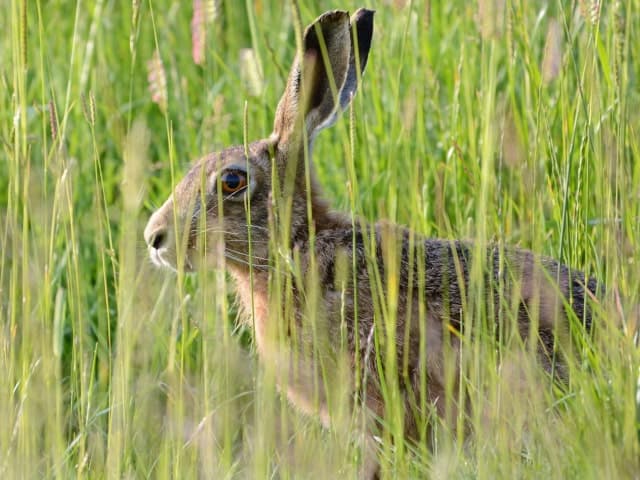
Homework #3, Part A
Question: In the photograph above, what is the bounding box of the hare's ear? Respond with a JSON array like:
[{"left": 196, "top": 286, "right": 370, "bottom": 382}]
[
  {"left": 324, "top": 8, "right": 374, "bottom": 130},
  {"left": 272, "top": 8, "right": 374, "bottom": 151}
]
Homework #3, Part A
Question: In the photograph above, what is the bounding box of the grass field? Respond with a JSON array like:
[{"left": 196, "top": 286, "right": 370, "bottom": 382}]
[{"left": 2, "top": 0, "right": 640, "bottom": 478}]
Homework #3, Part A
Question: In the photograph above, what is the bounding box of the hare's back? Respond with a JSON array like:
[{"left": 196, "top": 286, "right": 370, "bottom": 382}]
[{"left": 314, "top": 226, "right": 599, "bottom": 331}]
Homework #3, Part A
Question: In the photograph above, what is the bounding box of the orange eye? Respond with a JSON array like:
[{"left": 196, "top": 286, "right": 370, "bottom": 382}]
[{"left": 220, "top": 170, "right": 248, "bottom": 194}]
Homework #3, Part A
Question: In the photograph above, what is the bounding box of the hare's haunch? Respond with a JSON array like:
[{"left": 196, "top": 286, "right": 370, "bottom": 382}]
[{"left": 144, "top": 8, "right": 600, "bottom": 478}]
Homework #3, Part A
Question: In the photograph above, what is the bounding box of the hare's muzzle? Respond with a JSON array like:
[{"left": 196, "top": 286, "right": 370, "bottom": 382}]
[
  {"left": 144, "top": 207, "right": 181, "bottom": 271},
  {"left": 144, "top": 222, "right": 169, "bottom": 268},
  {"left": 145, "top": 225, "right": 166, "bottom": 251}
]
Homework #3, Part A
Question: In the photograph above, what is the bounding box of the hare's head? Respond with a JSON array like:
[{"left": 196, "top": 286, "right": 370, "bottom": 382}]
[{"left": 144, "top": 9, "right": 374, "bottom": 272}]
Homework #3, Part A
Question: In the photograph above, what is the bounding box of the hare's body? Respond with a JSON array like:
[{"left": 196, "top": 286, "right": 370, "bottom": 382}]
[
  {"left": 229, "top": 220, "right": 598, "bottom": 429},
  {"left": 144, "top": 8, "right": 600, "bottom": 478}
]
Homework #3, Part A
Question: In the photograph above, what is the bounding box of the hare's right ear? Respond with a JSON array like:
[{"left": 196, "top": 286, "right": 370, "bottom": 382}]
[{"left": 272, "top": 8, "right": 374, "bottom": 154}]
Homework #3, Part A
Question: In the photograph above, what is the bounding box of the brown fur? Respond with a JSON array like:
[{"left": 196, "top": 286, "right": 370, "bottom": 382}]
[{"left": 144, "top": 9, "right": 600, "bottom": 478}]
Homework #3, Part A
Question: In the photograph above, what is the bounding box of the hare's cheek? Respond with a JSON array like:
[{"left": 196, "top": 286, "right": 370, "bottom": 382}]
[
  {"left": 221, "top": 203, "right": 251, "bottom": 228},
  {"left": 199, "top": 239, "right": 228, "bottom": 270}
]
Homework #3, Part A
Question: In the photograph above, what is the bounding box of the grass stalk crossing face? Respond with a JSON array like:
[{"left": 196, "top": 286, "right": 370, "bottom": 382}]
[{"left": 1, "top": 1, "right": 639, "bottom": 479}]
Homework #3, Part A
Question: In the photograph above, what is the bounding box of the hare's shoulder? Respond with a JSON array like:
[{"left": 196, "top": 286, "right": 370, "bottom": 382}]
[
  {"left": 309, "top": 225, "right": 474, "bottom": 290},
  {"left": 312, "top": 223, "right": 476, "bottom": 266}
]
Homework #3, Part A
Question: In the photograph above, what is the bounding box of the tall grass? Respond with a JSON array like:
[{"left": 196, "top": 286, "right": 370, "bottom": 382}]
[{"left": 1, "top": 0, "right": 639, "bottom": 478}]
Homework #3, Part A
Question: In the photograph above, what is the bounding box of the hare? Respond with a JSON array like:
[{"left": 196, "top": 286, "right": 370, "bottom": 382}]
[{"left": 144, "top": 8, "right": 600, "bottom": 478}]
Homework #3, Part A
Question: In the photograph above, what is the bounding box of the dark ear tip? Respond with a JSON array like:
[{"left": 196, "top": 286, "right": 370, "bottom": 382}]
[
  {"left": 351, "top": 8, "right": 375, "bottom": 66},
  {"left": 352, "top": 8, "right": 376, "bottom": 22},
  {"left": 314, "top": 9, "right": 350, "bottom": 26},
  {"left": 304, "top": 10, "right": 350, "bottom": 49},
  {"left": 351, "top": 8, "right": 375, "bottom": 40}
]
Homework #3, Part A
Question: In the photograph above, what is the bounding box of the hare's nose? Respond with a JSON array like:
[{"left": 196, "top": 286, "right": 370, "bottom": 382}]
[{"left": 146, "top": 227, "right": 167, "bottom": 250}]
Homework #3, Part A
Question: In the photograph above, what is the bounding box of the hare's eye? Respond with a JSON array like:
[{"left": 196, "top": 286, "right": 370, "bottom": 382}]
[{"left": 220, "top": 170, "right": 248, "bottom": 194}]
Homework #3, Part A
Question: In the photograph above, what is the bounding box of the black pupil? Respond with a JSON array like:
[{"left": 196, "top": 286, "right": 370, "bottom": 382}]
[{"left": 224, "top": 172, "right": 242, "bottom": 189}]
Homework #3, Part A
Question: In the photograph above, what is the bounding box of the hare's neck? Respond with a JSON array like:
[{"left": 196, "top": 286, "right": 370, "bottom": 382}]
[
  {"left": 229, "top": 269, "right": 271, "bottom": 356},
  {"left": 304, "top": 163, "right": 351, "bottom": 221}
]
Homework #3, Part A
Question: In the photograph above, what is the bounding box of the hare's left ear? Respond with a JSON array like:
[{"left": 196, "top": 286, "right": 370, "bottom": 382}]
[
  {"left": 329, "top": 8, "right": 374, "bottom": 127},
  {"left": 272, "top": 8, "right": 374, "bottom": 151}
]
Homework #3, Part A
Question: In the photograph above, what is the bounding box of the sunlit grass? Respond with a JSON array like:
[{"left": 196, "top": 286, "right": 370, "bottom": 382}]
[{"left": 1, "top": 0, "right": 639, "bottom": 478}]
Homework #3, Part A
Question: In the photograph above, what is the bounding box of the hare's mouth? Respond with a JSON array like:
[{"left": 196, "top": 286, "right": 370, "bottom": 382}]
[{"left": 149, "top": 246, "right": 194, "bottom": 273}]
